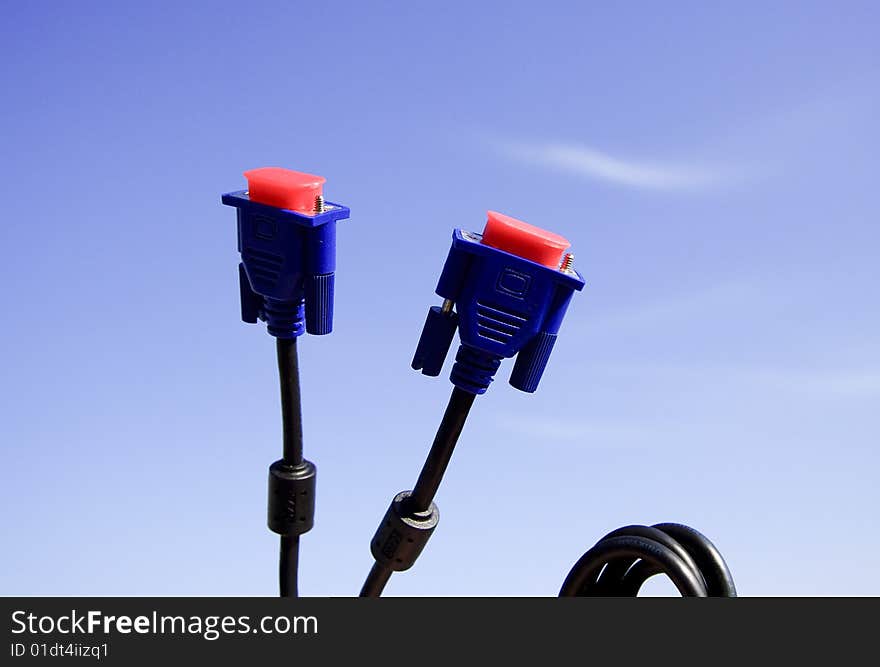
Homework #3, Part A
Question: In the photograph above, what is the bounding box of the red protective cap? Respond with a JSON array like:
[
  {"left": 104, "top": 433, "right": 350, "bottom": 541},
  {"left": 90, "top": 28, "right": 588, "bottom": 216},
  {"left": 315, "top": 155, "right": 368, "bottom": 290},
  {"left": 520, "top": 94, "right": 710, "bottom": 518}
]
[
  {"left": 244, "top": 167, "right": 326, "bottom": 213},
  {"left": 480, "top": 211, "right": 570, "bottom": 268}
]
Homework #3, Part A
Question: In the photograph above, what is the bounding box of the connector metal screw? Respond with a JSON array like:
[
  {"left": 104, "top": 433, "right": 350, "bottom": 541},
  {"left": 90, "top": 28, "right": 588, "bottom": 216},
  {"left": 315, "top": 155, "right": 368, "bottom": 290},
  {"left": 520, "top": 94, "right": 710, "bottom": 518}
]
[
  {"left": 560, "top": 253, "right": 574, "bottom": 272},
  {"left": 314, "top": 195, "right": 325, "bottom": 213},
  {"left": 441, "top": 298, "right": 454, "bottom": 314}
]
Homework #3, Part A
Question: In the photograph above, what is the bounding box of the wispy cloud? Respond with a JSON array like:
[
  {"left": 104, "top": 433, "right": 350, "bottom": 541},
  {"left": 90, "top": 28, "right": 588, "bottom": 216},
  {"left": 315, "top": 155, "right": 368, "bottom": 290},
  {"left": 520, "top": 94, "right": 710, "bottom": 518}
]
[
  {"left": 499, "top": 141, "right": 735, "bottom": 192},
  {"left": 486, "top": 86, "right": 874, "bottom": 194}
]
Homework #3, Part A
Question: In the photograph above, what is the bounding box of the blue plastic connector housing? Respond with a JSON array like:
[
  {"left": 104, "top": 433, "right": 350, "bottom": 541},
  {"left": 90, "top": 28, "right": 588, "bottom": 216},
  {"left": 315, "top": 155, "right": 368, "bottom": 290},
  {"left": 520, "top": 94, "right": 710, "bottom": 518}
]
[
  {"left": 412, "top": 228, "right": 585, "bottom": 394},
  {"left": 221, "top": 191, "right": 350, "bottom": 338}
]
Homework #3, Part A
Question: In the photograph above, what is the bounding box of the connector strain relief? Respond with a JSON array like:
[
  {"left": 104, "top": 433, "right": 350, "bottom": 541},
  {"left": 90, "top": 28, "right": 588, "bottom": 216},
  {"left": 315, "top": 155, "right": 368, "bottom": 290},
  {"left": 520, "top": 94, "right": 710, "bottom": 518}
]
[
  {"left": 264, "top": 298, "right": 305, "bottom": 338},
  {"left": 450, "top": 344, "right": 502, "bottom": 395},
  {"left": 305, "top": 273, "right": 334, "bottom": 335}
]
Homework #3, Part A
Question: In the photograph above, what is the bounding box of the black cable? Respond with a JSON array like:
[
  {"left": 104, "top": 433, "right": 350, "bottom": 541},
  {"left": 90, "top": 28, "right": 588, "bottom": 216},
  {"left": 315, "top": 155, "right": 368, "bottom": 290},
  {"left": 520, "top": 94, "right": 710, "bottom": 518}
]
[
  {"left": 360, "top": 561, "right": 393, "bottom": 598},
  {"left": 272, "top": 337, "right": 312, "bottom": 599},
  {"left": 359, "top": 387, "right": 476, "bottom": 597},
  {"left": 408, "top": 387, "right": 476, "bottom": 512},
  {"left": 279, "top": 535, "right": 300, "bottom": 597},
  {"left": 559, "top": 523, "right": 736, "bottom": 597},
  {"left": 276, "top": 338, "right": 304, "bottom": 465}
]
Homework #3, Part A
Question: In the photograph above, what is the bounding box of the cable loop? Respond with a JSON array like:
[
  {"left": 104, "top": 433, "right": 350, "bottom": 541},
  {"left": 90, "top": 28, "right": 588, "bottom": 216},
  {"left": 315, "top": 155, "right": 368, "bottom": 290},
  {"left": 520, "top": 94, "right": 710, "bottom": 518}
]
[{"left": 559, "top": 523, "right": 736, "bottom": 597}]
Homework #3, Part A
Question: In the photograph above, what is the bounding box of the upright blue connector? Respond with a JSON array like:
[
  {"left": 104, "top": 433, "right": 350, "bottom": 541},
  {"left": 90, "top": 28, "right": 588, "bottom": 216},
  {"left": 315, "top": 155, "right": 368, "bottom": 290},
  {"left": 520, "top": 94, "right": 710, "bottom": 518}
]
[
  {"left": 221, "top": 168, "right": 350, "bottom": 339},
  {"left": 412, "top": 212, "right": 584, "bottom": 394}
]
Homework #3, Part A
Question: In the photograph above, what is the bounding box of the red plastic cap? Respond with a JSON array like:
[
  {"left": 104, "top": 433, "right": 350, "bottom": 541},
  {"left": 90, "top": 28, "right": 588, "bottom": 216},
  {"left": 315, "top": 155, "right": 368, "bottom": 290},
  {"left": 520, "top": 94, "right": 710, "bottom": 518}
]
[
  {"left": 244, "top": 167, "right": 326, "bottom": 213},
  {"left": 480, "top": 211, "right": 571, "bottom": 268}
]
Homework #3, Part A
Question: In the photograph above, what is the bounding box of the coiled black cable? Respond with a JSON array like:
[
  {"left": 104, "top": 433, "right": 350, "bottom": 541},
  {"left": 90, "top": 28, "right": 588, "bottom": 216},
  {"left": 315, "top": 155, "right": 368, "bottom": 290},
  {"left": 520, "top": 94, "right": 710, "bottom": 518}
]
[
  {"left": 559, "top": 523, "right": 736, "bottom": 597},
  {"left": 360, "top": 385, "right": 736, "bottom": 598}
]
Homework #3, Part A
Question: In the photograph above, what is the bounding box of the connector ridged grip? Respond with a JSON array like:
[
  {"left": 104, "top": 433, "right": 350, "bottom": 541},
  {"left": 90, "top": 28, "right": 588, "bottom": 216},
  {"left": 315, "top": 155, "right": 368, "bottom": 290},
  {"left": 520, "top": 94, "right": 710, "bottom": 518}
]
[
  {"left": 305, "top": 273, "right": 334, "bottom": 335},
  {"left": 268, "top": 460, "right": 316, "bottom": 536},
  {"left": 370, "top": 491, "right": 439, "bottom": 572},
  {"left": 509, "top": 332, "right": 557, "bottom": 393},
  {"left": 450, "top": 344, "right": 501, "bottom": 395},
  {"left": 412, "top": 306, "right": 459, "bottom": 376},
  {"left": 263, "top": 298, "right": 305, "bottom": 339}
]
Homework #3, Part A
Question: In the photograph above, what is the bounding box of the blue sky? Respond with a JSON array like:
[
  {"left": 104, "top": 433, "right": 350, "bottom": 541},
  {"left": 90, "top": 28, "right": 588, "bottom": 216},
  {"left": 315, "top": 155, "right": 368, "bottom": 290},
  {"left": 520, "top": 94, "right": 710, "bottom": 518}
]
[{"left": 1, "top": 1, "right": 878, "bottom": 595}]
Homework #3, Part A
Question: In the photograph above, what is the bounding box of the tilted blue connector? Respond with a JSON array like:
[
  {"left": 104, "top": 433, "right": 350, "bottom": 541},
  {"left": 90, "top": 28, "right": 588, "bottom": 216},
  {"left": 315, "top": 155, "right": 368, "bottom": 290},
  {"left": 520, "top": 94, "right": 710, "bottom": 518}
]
[
  {"left": 412, "top": 212, "right": 585, "bottom": 394},
  {"left": 221, "top": 168, "right": 350, "bottom": 339}
]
